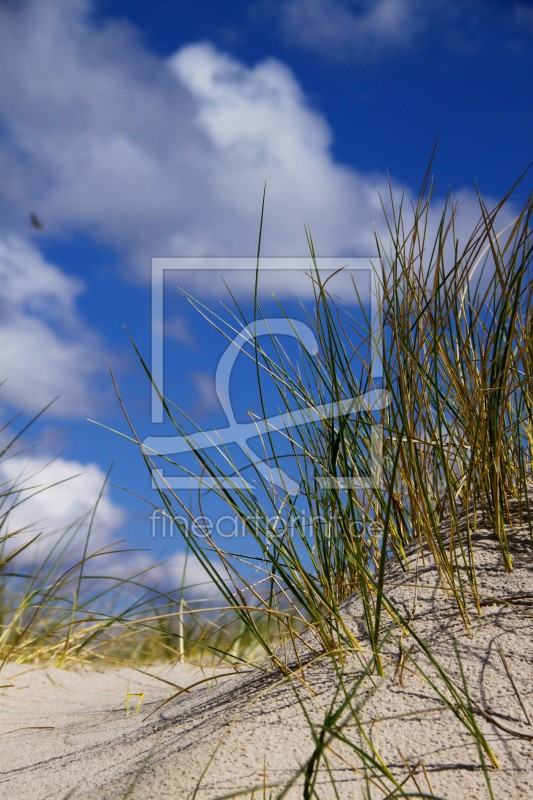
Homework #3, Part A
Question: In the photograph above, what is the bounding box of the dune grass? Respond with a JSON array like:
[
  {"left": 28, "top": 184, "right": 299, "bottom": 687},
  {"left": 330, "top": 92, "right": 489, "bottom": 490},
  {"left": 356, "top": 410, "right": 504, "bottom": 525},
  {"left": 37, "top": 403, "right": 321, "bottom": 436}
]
[
  {"left": 124, "top": 168, "right": 532, "bottom": 665},
  {"left": 92, "top": 168, "right": 530, "bottom": 794},
  {"left": 0, "top": 406, "right": 257, "bottom": 667},
  {"left": 1, "top": 167, "right": 532, "bottom": 797}
]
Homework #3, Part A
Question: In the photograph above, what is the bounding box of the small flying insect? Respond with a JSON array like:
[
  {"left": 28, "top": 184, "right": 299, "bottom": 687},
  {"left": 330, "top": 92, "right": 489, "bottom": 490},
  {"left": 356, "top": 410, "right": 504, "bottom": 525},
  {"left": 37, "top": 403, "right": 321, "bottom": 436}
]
[{"left": 30, "top": 213, "right": 44, "bottom": 230}]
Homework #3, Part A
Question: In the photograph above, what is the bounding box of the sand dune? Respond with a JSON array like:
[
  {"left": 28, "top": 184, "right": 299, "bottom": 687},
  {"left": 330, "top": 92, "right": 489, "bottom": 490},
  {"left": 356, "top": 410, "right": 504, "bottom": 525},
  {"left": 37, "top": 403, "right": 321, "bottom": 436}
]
[{"left": 1, "top": 515, "right": 533, "bottom": 799}]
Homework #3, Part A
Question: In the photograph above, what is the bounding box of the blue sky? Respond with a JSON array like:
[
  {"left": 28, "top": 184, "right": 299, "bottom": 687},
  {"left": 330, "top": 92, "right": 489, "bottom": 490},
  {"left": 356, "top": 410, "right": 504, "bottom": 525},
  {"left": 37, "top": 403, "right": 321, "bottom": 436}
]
[{"left": 0, "top": 0, "right": 531, "bottom": 589}]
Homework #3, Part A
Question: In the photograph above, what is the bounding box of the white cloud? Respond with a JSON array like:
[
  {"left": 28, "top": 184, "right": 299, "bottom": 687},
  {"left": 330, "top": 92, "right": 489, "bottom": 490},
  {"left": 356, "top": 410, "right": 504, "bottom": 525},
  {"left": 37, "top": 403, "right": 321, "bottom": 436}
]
[
  {"left": 0, "top": 0, "right": 387, "bottom": 287},
  {"left": 261, "top": 0, "right": 533, "bottom": 60},
  {"left": 161, "top": 549, "right": 234, "bottom": 601},
  {"left": 0, "top": 0, "right": 524, "bottom": 292},
  {"left": 274, "top": 0, "right": 428, "bottom": 58},
  {"left": 0, "top": 236, "right": 108, "bottom": 417},
  {"left": 0, "top": 0, "right": 512, "bottom": 303},
  {"left": 0, "top": 0, "right": 520, "bottom": 420},
  {"left": 84, "top": 545, "right": 220, "bottom": 598},
  {"left": 0, "top": 450, "right": 223, "bottom": 599},
  {"left": 0, "top": 235, "right": 81, "bottom": 313},
  {"left": 190, "top": 370, "right": 222, "bottom": 416},
  {"left": 169, "top": 43, "right": 383, "bottom": 255},
  {"left": 0, "top": 452, "right": 125, "bottom": 565},
  {"left": 163, "top": 315, "right": 196, "bottom": 346}
]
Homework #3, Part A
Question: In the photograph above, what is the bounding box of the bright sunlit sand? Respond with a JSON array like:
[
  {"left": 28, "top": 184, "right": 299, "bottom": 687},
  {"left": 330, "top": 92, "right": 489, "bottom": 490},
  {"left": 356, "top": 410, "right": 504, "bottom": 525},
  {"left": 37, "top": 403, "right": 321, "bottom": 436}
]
[
  {"left": 1, "top": 180, "right": 532, "bottom": 798},
  {"left": 1, "top": 5, "right": 531, "bottom": 798},
  {"left": 2, "top": 502, "right": 533, "bottom": 798}
]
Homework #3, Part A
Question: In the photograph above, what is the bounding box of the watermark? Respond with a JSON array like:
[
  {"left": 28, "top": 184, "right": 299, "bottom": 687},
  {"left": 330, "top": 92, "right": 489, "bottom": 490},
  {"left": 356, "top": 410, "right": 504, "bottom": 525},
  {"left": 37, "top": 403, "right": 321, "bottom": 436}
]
[
  {"left": 148, "top": 508, "right": 379, "bottom": 541},
  {"left": 143, "top": 258, "right": 389, "bottom": 494}
]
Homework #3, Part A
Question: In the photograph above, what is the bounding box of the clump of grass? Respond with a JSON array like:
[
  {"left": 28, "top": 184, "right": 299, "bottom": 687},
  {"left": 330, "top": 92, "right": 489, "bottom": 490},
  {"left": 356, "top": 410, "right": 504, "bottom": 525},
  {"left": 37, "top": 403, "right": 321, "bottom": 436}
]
[
  {"left": 53, "top": 166, "right": 526, "bottom": 798},
  {"left": 4, "top": 164, "right": 528, "bottom": 792},
  {"left": 103, "top": 168, "right": 530, "bottom": 786},
  {"left": 123, "top": 169, "right": 531, "bottom": 671},
  {"left": 0, "top": 405, "right": 252, "bottom": 668}
]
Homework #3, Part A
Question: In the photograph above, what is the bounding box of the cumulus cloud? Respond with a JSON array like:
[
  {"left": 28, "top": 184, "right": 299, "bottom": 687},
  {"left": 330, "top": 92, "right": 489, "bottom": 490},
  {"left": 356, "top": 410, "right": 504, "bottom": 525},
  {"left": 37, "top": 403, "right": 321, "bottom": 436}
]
[
  {"left": 0, "top": 0, "right": 524, "bottom": 286},
  {"left": 0, "top": 0, "right": 519, "bottom": 423},
  {"left": 162, "top": 550, "right": 220, "bottom": 595},
  {"left": 0, "top": 450, "right": 223, "bottom": 598},
  {"left": 0, "top": 0, "right": 386, "bottom": 286},
  {"left": 1, "top": 0, "right": 511, "bottom": 303},
  {"left": 0, "top": 452, "right": 125, "bottom": 565},
  {"left": 0, "top": 0, "right": 519, "bottom": 431},
  {"left": 0, "top": 0, "right": 521, "bottom": 604},
  {"left": 0, "top": 236, "right": 108, "bottom": 417},
  {"left": 102, "top": 548, "right": 225, "bottom": 600}
]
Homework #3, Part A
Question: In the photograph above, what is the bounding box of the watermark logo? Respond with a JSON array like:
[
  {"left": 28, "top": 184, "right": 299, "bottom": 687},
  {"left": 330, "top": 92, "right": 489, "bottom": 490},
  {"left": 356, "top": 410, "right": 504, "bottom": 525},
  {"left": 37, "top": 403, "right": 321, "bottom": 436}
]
[
  {"left": 143, "top": 258, "right": 389, "bottom": 494},
  {"left": 148, "top": 508, "right": 380, "bottom": 541}
]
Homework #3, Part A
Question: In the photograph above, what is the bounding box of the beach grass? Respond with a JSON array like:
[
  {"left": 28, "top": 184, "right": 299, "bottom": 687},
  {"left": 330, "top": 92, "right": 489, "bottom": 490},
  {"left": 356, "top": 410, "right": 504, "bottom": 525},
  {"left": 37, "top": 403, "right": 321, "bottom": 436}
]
[
  {"left": 1, "top": 166, "right": 531, "bottom": 797},
  {"left": 0, "top": 410, "right": 246, "bottom": 667},
  {"left": 119, "top": 167, "right": 532, "bottom": 663}
]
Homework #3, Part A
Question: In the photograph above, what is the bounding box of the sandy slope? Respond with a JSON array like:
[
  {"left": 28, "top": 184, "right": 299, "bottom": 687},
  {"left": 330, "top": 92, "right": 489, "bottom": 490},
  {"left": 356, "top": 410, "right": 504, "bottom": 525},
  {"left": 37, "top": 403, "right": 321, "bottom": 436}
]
[{"left": 1, "top": 511, "right": 533, "bottom": 799}]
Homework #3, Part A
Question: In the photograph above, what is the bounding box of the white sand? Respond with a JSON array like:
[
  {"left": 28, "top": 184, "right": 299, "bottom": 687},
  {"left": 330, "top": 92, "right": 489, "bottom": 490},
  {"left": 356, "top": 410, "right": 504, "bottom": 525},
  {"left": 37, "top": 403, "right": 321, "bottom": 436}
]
[{"left": 1, "top": 509, "right": 533, "bottom": 798}]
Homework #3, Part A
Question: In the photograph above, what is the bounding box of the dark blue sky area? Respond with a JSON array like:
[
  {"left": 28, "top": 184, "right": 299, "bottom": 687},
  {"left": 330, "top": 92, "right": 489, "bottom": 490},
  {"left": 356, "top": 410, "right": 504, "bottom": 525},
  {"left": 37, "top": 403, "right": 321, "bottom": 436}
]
[{"left": 96, "top": 0, "right": 532, "bottom": 195}]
